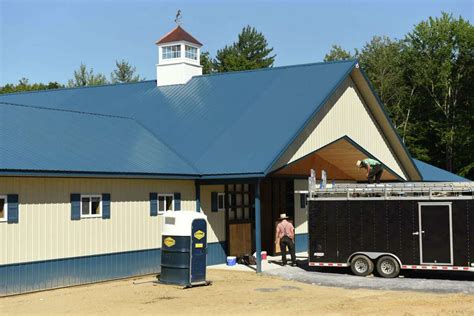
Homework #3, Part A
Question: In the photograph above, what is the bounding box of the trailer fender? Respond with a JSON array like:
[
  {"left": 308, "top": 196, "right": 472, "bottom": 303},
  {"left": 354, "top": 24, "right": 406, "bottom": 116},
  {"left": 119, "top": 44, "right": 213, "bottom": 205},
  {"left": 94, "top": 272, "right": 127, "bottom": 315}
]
[{"left": 348, "top": 252, "right": 402, "bottom": 267}]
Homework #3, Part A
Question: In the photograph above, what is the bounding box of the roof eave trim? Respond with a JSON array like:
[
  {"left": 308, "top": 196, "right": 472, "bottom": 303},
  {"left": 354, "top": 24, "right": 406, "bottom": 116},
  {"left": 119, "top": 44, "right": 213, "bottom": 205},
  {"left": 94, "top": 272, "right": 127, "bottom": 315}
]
[
  {"left": 200, "top": 172, "right": 265, "bottom": 180},
  {"left": 0, "top": 170, "right": 199, "bottom": 180}
]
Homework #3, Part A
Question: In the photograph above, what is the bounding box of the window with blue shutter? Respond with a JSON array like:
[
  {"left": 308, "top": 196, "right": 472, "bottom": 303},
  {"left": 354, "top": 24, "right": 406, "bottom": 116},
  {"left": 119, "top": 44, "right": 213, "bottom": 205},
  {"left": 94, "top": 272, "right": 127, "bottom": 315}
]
[
  {"left": 102, "top": 193, "right": 111, "bottom": 219},
  {"left": 150, "top": 193, "right": 158, "bottom": 216},
  {"left": 7, "top": 194, "right": 19, "bottom": 223},
  {"left": 71, "top": 193, "right": 81, "bottom": 220},
  {"left": 174, "top": 192, "right": 181, "bottom": 211}
]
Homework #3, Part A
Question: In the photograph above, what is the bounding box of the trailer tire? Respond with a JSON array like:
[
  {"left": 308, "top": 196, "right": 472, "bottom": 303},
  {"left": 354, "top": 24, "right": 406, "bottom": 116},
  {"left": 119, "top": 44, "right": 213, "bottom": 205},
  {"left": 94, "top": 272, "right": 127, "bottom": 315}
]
[
  {"left": 350, "top": 255, "right": 374, "bottom": 276},
  {"left": 376, "top": 256, "right": 400, "bottom": 278}
]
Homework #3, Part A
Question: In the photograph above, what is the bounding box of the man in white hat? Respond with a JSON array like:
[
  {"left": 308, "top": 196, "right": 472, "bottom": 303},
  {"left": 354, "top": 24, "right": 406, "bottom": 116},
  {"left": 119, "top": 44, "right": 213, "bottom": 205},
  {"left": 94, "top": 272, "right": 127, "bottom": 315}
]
[
  {"left": 356, "top": 158, "right": 384, "bottom": 183},
  {"left": 275, "top": 213, "right": 296, "bottom": 266}
]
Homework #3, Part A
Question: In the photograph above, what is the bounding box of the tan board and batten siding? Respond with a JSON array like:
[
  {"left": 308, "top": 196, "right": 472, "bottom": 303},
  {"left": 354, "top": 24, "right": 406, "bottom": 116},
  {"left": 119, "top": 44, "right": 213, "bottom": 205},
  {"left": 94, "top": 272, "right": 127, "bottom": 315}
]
[
  {"left": 294, "top": 179, "right": 308, "bottom": 235},
  {"left": 199, "top": 184, "right": 226, "bottom": 242},
  {"left": 272, "top": 71, "right": 411, "bottom": 180},
  {"left": 0, "top": 177, "right": 223, "bottom": 265}
]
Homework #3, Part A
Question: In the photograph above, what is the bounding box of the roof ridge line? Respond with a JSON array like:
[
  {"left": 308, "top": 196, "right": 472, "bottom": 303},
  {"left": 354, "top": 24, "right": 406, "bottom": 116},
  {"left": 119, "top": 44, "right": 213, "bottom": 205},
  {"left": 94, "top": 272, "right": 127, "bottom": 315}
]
[
  {"left": 0, "top": 101, "right": 134, "bottom": 120},
  {"left": 195, "top": 59, "right": 358, "bottom": 78},
  {"left": 131, "top": 119, "right": 202, "bottom": 174},
  {"left": 0, "top": 80, "right": 156, "bottom": 97}
]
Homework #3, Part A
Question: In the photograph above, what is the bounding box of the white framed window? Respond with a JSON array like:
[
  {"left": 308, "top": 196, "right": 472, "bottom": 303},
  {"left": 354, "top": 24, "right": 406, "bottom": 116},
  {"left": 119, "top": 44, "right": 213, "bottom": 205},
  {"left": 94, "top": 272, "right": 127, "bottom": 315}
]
[
  {"left": 218, "top": 193, "right": 225, "bottom": 211},
  {"left": 185, "top": 45, "right": 197, "bottom": 60},
  {"left": 162, "top": 45, "right": 181, "bottom": 59},
  {"left": 158, "top": 194, "right": 174, "bottom": 213},
  {"left": 0, "top": 195, "right": 7, "bottom": 222},
  {"left": 81, "top": 194, "right": 102, "bottom": 218}
]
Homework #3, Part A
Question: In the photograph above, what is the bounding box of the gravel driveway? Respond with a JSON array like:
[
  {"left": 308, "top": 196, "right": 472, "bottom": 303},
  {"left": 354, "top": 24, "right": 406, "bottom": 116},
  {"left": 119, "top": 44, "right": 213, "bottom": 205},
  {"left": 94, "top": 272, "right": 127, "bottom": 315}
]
[{"left": 264, "top": 259, "right": 474, "bottom": 294}]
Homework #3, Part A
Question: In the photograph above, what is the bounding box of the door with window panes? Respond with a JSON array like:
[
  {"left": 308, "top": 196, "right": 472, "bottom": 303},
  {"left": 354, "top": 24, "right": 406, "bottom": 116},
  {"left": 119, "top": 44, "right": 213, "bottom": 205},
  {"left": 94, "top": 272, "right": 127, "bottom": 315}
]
[{"left": 226, "top": 183, "right": 255, "bottom": 256}]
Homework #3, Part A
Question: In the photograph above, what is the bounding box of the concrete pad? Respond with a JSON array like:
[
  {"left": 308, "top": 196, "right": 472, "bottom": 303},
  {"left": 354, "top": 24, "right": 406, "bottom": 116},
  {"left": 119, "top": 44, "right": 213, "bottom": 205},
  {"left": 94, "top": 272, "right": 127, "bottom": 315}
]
[{"left": 263, "top": 256, "right": 474, "bottom": 294}]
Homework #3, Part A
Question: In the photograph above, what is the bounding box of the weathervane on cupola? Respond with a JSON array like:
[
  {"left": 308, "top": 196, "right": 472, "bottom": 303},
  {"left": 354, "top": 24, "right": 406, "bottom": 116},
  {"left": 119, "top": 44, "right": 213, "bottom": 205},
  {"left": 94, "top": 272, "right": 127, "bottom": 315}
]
[
  {"left": 175, "top": 9, "right": 182, "bottom": 25},
  {"left": 155, "top": 11, "right": 203, "bottom": 86}
]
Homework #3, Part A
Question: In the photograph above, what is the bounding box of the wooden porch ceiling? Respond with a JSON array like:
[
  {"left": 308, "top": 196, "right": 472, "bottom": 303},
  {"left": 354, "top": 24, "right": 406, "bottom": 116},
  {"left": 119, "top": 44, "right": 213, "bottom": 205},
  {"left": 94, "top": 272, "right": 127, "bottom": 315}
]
[{"left": 273, "top": 138, "right": 399, "bottom": 181}]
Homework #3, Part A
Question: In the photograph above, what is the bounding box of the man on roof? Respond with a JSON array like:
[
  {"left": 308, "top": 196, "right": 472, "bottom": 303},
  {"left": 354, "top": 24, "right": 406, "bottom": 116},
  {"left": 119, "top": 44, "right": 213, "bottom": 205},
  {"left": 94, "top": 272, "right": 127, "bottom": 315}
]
[{"left": 356, "top": 158, "right": 384, "bottom": 184}]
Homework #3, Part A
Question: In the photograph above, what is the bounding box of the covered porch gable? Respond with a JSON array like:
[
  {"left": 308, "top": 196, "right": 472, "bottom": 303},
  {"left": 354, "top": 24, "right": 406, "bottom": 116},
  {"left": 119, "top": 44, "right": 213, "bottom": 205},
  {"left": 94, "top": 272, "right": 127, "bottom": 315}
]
[
  {"left": 273, "top": 137, "right": 400, "bottom": 181},
  {"left": 268, "top": 68, "right": 421, "bottom": 182}
]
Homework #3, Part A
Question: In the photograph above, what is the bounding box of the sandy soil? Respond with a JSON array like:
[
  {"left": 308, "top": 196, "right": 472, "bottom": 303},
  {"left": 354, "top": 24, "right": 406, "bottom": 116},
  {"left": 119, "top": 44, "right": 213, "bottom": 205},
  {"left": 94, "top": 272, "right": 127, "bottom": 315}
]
[{"left": 1, "top": 270, "right": 473, "bottom": 315}]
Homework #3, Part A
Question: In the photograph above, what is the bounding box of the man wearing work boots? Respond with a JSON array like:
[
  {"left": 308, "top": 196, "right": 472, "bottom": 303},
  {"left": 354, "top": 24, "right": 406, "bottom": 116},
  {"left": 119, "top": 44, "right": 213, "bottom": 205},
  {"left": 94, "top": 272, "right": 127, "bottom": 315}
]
[
  {"left": 275, "top": 214, "right": 296, "bottom": 266},
  {"left": 356, "top": 158, "right": 384, "bottom": 184}
]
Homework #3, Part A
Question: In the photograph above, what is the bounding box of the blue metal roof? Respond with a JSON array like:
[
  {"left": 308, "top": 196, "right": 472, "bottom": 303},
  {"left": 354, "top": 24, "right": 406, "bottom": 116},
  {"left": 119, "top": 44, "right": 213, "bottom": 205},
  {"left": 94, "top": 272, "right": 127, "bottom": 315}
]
[
  {"left": 0, "top": 102, "right": 197, "bottom": 176},
  {"left": 414, "top": 159, "right": 470, "bottom": 182},
  {"left": 0, "top": 60, "right": 358, "bottom": 177}
]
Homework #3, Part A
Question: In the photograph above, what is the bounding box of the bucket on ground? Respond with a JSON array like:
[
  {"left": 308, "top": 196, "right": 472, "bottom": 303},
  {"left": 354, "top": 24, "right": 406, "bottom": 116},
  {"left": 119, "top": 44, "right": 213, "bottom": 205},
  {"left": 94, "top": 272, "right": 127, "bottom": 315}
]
[
  {"left": 227, "top": 256, "right": 237, "bottom": 266},
  {"left": 160, "top": 211, "right": 208, "bottom": 286}
]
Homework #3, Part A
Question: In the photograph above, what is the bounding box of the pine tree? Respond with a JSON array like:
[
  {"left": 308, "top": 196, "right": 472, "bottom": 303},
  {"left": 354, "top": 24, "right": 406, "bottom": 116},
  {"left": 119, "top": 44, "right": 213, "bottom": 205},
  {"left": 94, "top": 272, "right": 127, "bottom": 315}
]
[
  {"left": 214, "top": 26, "right": 275, "bottom": 72},
  {"left": 110, "top": 60, "right": 143, "bottom": 83},
  {"left": 68, "top": 63, "right": 108, "bottom": 87}
]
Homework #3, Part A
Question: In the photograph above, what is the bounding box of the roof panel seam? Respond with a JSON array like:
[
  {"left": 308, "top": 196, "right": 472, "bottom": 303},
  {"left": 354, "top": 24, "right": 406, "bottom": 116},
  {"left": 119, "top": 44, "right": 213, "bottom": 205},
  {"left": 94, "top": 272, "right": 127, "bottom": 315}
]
[{"left": 0, "top": 101, "right": 134, "bottom": 120}]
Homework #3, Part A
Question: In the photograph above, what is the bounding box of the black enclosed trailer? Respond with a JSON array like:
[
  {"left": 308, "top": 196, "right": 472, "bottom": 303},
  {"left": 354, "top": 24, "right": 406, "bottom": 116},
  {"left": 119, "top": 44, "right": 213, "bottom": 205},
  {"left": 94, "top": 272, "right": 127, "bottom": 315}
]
[{"left": 304, "top": 182, "right": 474, "bottom": 278}]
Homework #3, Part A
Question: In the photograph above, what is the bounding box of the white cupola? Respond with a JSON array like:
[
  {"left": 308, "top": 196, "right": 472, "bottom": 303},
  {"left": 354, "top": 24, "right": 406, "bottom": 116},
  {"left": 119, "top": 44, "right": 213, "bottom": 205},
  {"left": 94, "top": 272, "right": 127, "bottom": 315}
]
[{"left": 155, "top": 25, "right": 203, "bottom": 86}]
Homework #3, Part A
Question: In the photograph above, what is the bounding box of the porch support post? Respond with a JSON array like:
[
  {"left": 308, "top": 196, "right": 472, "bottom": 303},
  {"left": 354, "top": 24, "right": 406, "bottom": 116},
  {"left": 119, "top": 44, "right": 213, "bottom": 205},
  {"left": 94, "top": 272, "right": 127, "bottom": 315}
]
[
  {"left": 255, "top": 178, "right": 262, "bottom": 273},
  {"left": 195, "top": 180, "right": 201, "bottom": 212}
]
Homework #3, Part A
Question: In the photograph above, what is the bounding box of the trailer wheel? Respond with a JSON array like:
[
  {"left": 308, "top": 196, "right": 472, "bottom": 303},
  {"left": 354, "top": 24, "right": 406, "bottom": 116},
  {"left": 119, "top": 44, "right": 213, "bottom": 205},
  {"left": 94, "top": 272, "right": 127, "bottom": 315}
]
[
  {"left": 350, "top": 255, "right": 374, "bottom": 276},
  {"left": 376, "top": 256, "right": 400, "bottom": 278}
]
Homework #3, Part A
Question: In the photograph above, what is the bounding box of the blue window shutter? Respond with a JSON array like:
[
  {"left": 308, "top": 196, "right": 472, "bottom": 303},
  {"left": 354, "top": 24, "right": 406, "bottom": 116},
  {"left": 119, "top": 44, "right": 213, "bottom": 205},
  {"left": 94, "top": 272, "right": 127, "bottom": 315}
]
[
  {"left": 174, "top": 192, "right": 181, "bottom": 211},
  {"left": 211, "top": 192, "right": 218, "bottom": 212},
  {"left": 150, "top": 193, "right": 158, "bottom": 216},
  {"left": 300, "top": 193, "right": 306, "bottom": 208},
  {"left": 71, "top": 193, "right": 81, "bottom": 220},
  {"left": 102, "top": 193, "right": 111, "bottom": 219},
  {"left": 7, "top": 194, "right": 19, "bottom": 223}
]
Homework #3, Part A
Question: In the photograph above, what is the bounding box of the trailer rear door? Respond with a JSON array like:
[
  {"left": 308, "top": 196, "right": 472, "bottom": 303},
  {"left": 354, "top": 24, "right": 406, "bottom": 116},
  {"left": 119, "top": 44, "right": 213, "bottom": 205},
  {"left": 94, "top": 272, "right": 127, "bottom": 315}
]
[{"left": 418, "top": 202, "right": 453, "bottom": 265}]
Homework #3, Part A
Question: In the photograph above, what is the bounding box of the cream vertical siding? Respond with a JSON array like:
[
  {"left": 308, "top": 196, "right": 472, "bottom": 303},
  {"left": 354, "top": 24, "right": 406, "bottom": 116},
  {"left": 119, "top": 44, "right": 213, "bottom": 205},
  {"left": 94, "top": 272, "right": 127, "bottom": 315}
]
[
  {"left": 294, "top": 179, "right": 308, "bottom": 235},
  {"left": 199, "top": 185, "right": 226, "bottom": 243},
  {"left": 0, "top": 177, "right": 196, "bottom": 265},
  {"left": 272, "top": 76, "right": 407, "bottom": 180}
]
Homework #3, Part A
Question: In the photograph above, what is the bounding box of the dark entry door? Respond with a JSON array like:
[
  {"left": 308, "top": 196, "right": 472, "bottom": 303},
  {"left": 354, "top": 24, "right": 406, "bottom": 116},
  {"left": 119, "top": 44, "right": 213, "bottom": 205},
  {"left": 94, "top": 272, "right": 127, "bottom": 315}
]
[
  {"left": 191, "top": 218, "right": 207, "bottom": 283},
  {"left": 419, "top": 203, "right": 452, "bottom": 265}
]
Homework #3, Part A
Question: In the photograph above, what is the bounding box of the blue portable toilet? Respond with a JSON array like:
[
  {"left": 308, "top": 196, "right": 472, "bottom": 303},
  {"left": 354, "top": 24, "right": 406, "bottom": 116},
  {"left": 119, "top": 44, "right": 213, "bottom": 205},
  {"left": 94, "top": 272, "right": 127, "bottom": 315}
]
[{"left": 160, "top": 211, "right": 209, "bottom": 287}]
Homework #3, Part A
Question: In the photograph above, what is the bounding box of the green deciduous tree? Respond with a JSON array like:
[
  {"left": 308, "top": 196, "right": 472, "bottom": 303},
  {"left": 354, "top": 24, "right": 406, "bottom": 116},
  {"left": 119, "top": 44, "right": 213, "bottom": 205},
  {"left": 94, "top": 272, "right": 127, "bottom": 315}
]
[
  {"left": 324, "top": 12, "right": 474, "bottom": 179},
  {"left": 110, "top": 60, "right": 143, "bottom": 83},
  {"left": 214, "top": 26, "right": 275, "bottom": 72},
  {"left": 403, "top": 13, "right": 473, "bottom": 174},
  {"left": 324, "top": 45, "right": 356, "bottom": 62},
  {"left": 0, "top": 78, "right": 63, "bottom": 94},
  {"left": 68, "top": 63, "right": 108, "bottom": 87}
]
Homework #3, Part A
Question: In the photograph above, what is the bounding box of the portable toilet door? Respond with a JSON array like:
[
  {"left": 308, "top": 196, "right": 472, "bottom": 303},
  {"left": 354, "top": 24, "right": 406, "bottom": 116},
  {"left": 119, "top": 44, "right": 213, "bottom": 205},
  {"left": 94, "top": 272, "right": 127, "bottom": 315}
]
[{"left": 191, "top": 218, "right": 207, "bottom": 284}]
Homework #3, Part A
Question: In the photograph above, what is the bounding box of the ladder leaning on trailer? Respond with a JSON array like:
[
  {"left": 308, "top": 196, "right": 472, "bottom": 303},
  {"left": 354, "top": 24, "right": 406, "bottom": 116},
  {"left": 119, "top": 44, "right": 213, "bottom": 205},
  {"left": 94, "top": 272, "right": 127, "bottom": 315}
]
[{"left": 298, "top": 181, "right": 474, "bottom": 278}]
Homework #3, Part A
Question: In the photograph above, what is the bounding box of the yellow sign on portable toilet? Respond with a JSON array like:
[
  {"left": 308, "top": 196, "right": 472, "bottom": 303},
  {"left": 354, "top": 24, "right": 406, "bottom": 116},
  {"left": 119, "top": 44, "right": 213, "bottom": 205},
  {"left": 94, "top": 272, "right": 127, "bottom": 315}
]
[{"left": 194, "top": 230, "right": 205, "bottom": 240}]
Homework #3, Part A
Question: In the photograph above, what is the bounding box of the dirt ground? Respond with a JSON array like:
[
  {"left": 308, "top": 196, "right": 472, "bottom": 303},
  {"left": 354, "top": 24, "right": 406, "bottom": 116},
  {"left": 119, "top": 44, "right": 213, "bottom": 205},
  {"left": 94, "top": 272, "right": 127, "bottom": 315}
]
[{"left": 1, "top": 270, "right": 473, "bottom": 315}]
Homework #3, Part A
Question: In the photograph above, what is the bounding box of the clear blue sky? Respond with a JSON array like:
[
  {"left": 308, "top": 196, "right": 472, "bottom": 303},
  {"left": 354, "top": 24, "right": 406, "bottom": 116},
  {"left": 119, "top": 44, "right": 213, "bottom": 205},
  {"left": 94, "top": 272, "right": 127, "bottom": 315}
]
[{"left": 0, "top": 0, "right": 472, "bottom": 85}]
